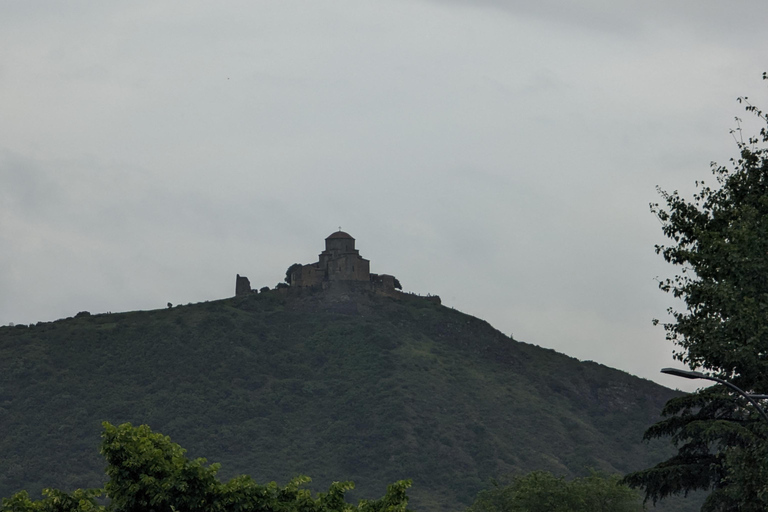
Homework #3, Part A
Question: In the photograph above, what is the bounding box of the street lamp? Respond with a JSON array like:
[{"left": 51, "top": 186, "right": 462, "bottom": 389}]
[{"left": 661, "top": 367, "right": 768, "bottom": 425}]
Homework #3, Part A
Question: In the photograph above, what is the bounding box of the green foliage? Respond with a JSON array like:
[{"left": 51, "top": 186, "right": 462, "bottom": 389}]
[
  {"left": 2, "top": 423, "right": 411, "bottom": 512},
  {"left": 1, "top": 489, "right": 103, "bottom": 512},
  {"left": 101, "top": 422, "right": 223, "bottom": 512},
  {"left": 652, "top": 147, "right": 768, "bottom": 386},
  {"left": 466, "top": 471, "right": 642, "bottom": 512},
  {"left": 622, "top": 389, "right": 758, "bottom": 510},
  {"left": 286, "top": 263, "right": 302, "bottom": 285},
  {"left": 625, "top": 75, "right": 768, "bottom": 510}
]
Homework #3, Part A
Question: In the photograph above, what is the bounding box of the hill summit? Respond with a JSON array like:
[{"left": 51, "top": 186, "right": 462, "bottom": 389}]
[{"left": 0, "top": 235, "right": 678, "bottom": 510}]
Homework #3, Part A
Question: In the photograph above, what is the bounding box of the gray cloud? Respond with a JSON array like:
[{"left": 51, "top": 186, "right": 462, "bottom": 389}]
[
  {"left": 429, "top": 0, "right": 768, "bottom": 43},
  {"left": 2, "top": 0, "right": 766, "bottom": 392}
]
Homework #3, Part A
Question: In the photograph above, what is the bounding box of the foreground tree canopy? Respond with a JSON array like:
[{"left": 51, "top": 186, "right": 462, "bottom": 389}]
[
  {"left": 623, "top": 74, "right": 768, "bottom": 511},
  {"left": 465, "top": 470, "right": 642, "bottom": 512},
  {"left": 1, "top": 423, "right": 412, "bottom": 512}
]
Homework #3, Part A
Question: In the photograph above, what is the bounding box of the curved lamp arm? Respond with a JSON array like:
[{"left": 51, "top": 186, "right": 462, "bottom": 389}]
[{"left": 661, "top": 368, "right": 768, "bottom": 425}]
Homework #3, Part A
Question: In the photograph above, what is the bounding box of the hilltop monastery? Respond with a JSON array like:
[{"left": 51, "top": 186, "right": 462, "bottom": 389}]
[{"left": 235, "top": 231, "right": 425, "bottom": 299}]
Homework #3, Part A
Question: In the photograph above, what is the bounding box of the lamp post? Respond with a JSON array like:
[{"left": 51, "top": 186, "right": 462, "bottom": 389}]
[{"left": 661, "top": 367, "right": 768, "bottom": 425}]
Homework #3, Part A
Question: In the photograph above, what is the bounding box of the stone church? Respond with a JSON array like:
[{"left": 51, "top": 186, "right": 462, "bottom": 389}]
[
  {"left": 235, "top": 230, "right": 402, "bottom": 296},
  {"left": 290, "top": 230, "right": 373, "bottom": 287}
]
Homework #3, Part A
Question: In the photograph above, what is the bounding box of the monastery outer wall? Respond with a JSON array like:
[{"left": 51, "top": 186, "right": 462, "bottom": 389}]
[
  {"left": 292, "top": 264, "right": 324, "bottom": 287},
  {"left": 326, "top": 254, "right": 369, "bottom": 282}
]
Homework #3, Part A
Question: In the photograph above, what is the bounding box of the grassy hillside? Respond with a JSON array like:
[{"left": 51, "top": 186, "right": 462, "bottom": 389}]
[{"left": 0, "top": 285, "right": 686, "bottom": 510}]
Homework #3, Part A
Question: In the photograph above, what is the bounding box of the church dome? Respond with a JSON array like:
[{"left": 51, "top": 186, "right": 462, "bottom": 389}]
[{"left": 326, "top": 230, "right": 354, "bottom": 240}]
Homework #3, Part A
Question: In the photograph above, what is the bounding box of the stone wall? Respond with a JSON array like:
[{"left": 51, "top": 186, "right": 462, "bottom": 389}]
[
  {"left": 326, "top": 253, "right": 370, "bottom": 282},
  {"left": 292, "top": 263, "right": 325, "bottom": 287}
]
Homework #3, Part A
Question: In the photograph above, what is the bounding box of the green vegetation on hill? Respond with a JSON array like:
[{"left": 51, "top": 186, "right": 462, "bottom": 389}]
[
  {"left": 2, "top": 422, "right": 412, "bottom": 512},
  {"left": 466, "top": 470, "right": 642, "bottom": 512},
  {"left": 0, "top": 286, "right": 683, "bottom": 510}
]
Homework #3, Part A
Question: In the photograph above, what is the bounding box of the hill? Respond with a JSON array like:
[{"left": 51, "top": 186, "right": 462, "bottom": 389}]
[{"left": 0, "top": 284, "right": 683, "bottom": 510}]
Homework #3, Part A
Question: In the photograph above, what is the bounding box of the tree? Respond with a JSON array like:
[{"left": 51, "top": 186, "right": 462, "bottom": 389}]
[
  {"left": 0, "top": 489, "right": 103, "bottom": 512},
  {"left": 286, "top": 263, "right": 302, "bottom": 285},
  {"left": 2, "top": 422, "right": 412, "bottom": 512},
  {"left": 623, "top": 74, "right": 768, "bottom": 511},
  {"left": 466, "top": 471, "right": 642, "bottom": 512}
]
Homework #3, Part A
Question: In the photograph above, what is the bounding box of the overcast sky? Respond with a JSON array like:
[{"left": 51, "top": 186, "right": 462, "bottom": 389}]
[{"left": 2, "top": 1, "right": 767, "bottom": 392}]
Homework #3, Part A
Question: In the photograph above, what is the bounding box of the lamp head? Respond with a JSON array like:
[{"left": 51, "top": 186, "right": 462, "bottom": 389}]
[{"left": 661, "top": 368, "right": 708, "bottom": 380}]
